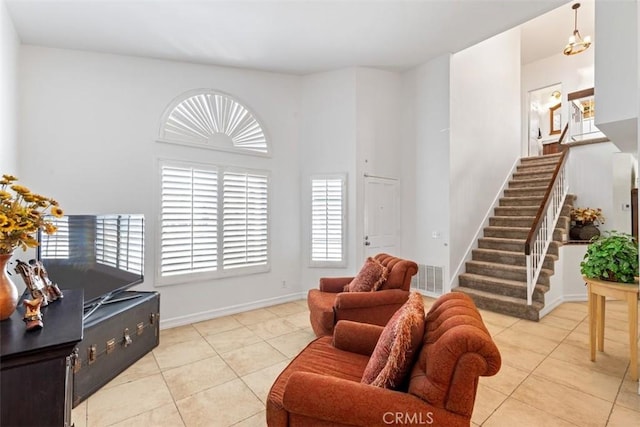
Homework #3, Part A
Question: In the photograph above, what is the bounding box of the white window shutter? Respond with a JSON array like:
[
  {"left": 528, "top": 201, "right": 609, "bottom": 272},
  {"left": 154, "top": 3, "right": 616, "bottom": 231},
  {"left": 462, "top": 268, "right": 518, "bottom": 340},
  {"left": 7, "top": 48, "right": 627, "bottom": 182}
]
[
  {"left": 311, "top": 176, "right": 345, "bottom": 265},
  {"left": 160, "top": 165, "right": 218, "bottom": 277},
  {"left": 223, "top": 171, "right": 269, "bottom": 269},
  {"left": 96, "top": 215, "right": 144, "bottom": 275},
  {"left": 40, "top": 217, "right": 70, "bottom": 259}
]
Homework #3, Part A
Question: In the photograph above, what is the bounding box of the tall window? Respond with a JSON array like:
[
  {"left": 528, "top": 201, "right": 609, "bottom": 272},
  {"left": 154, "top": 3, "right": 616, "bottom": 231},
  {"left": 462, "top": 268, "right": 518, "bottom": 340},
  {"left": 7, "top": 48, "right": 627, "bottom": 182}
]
[
  {"left": 159, "top": 161, "right": 269, "bottom": 283},
  {"left": 310, "top": 175, "right": 346, "bottom": 266}
]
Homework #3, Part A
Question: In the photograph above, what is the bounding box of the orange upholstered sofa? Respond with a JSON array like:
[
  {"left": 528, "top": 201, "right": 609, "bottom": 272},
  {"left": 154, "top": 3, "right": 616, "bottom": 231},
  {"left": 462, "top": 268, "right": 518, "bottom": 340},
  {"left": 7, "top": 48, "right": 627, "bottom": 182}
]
[
  {"left": 307, "top": 253, "right": 418, "bottom": 337},
  {"left": 267, "top": 292, "right": 501, "bottom": 427}
]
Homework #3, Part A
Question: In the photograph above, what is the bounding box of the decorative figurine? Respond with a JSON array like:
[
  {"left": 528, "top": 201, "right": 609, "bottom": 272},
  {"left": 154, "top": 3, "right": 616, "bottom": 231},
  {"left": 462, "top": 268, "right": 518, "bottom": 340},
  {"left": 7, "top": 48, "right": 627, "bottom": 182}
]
[
  {"left": 14, "top": 260, "right": 49, "bottom": 306},
  {"left": 23, "top": 298, "right": 43, "bottom": 331},
  {"left": 30, "top": 259, "right": 63, "bottom": 301}
]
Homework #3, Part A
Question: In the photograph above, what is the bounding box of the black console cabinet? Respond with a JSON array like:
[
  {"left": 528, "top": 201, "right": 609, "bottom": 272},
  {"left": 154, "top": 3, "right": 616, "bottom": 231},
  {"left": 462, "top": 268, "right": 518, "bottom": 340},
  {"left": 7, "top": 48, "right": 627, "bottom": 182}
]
[{"left": 0, "top": 290, "right": 83, "bottom": 427}]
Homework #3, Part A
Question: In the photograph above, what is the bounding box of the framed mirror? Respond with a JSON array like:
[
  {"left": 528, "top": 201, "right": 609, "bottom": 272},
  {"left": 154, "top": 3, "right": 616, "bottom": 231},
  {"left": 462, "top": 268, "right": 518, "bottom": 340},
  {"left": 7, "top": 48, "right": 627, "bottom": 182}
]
[{"left": 550, "top": 103, "right": 561, "bottom": 135}]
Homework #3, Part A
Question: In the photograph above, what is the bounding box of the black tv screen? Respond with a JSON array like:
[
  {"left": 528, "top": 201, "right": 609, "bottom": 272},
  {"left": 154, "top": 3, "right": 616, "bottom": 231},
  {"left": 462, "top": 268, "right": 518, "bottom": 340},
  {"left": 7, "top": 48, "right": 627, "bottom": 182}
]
[{"left": 38, "top": 214, "right": 144, "bottom": 306}]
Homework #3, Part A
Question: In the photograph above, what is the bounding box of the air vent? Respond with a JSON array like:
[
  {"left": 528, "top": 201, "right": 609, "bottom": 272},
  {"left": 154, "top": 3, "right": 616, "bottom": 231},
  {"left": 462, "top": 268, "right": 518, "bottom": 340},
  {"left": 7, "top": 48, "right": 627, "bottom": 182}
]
[{"left": 411, "top": 264, "right": 444, "bottom": 296}]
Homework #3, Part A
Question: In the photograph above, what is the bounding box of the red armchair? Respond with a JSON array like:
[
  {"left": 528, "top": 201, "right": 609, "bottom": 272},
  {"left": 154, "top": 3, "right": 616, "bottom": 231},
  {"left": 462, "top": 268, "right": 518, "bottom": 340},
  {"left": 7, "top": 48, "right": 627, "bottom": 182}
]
[
  {"left": 307, "top": 253, "right": 418, "bottom": 337},
  {"left": 267, "top": 292, "right": 501, "bottom": 427}
]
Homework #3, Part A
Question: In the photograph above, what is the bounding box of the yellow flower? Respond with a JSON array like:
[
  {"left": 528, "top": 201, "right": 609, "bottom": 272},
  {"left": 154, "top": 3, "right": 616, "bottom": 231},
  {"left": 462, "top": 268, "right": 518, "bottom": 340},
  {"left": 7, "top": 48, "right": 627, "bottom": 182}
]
[
  {"left": 44, "top": 223, "right": 57, "bottom": 234},
  {"left": 10, "top": 184, "right": 30, "bottom": 195},
  {"left": 0, "top": 175, "right": 63, "bottom": 254},
  {"left": 51, "top": 207, "right": 64, "bottom": 218},
  {"left": 0, "top": 217, "right": 15, "bottom": 231}
]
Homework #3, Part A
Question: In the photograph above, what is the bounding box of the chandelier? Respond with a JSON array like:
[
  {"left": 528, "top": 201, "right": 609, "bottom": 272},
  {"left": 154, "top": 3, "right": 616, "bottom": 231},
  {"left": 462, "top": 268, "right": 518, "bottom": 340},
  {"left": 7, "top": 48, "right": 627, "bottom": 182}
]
[{"left": 563, "top": 3, "right": 592, "bottom": 56}]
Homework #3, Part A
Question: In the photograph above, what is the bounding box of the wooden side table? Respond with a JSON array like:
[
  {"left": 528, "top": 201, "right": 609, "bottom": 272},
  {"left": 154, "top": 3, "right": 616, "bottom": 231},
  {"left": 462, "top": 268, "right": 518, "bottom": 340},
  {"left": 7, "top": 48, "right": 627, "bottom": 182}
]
[{"left": 584, "top": 276, "right": 639, "bottom": 381}]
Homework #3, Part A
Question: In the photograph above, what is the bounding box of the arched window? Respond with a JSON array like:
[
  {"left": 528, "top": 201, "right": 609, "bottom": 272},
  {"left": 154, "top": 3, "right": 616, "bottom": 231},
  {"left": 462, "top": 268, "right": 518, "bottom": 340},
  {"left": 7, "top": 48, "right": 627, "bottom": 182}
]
[{"left": 158, "top": 89, "right": 269, "bottom": 155}]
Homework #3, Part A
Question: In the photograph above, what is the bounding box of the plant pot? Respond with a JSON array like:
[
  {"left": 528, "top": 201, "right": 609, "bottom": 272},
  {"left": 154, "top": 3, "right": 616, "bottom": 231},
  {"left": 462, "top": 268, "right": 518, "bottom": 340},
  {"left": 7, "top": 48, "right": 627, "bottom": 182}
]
[
  {"left": 0, "top": 253, "right": 18, "bottom": 321},
  {"left": 570, "top": 221, "right": 600, "bottom": 241}
]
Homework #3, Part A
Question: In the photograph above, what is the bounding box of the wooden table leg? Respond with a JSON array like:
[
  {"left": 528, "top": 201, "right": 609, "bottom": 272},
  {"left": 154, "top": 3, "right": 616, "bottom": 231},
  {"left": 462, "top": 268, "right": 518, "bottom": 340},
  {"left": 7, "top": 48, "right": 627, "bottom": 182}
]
[
  {"left": 588, "top": 284, "right": 596, "bottom": 362},
  {"left": 628, "top": 293, "right": 638, "bottom": 381},
  {"left": 597, "top": 295, "right": 605, "bottom": 352}
]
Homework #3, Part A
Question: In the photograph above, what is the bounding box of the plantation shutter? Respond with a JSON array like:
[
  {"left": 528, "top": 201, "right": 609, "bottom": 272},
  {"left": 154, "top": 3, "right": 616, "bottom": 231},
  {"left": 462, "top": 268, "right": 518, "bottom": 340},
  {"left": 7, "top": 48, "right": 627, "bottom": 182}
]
[
  {"left": 94, "top": 215, "right": 144, "bottom": 274},
  {"left": 96, "top": 216, "right": 119, "bottom": 268},
  {"left": 311, "top": 176, "right": 345, "bottom": 264},
  {"left": 222, "top": 171, "right": 269, "bottom": 269},
  {"left": 160, "top": 165, "right": 218, "bottom": 276},
  {"left": 40, "top": 217, "right": 70, "bottom": 259}
]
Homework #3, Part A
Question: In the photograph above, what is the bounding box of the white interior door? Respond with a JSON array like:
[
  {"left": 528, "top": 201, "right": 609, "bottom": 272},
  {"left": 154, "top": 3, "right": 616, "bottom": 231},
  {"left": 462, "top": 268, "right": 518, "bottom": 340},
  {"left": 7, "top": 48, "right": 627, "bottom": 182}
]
[{"left": 364, "top": 176, "right": 399, "bottom": 258}]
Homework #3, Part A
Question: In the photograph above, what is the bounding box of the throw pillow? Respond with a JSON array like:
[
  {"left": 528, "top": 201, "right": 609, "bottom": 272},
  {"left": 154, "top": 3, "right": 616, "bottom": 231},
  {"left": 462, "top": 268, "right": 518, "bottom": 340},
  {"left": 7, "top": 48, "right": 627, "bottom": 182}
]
[
  {"left": 360, "top": 292, "right": 425, "bottom": 388},
  {"left": 343, "top": 257, "right": 388, "bottom": 292}
]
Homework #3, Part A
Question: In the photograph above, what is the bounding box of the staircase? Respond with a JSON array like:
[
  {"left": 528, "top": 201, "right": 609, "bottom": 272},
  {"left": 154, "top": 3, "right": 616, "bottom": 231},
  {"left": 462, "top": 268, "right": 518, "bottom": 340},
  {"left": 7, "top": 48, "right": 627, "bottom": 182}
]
[{"left": 453, "top": 153, "right": 574, "bottom": 321}]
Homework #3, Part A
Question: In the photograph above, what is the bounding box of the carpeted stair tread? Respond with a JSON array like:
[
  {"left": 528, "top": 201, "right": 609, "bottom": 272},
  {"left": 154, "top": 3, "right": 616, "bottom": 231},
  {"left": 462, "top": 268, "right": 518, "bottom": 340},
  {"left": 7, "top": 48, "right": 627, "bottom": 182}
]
[
  {"left": 495, "top": 206, "right": 547, "bottom": 216},
  {"left": 473, "top": 247, "right": 558, "bottom": 262},
  {"left": 452, "top": 287, "right": 544, "bottom": 321},
  {"left": 504, "top": 187, "right": 548, "bottom": 197},
  {"left": 520, "top": 153, "right": 562, "bottom": 163},
  {"left": 508, "top": 177, "right": 553, "bottom": 188},
  {"left": 477, "top": 237, "right": 560, "bottom": 256},
  {"left": 512, "top": 170, "right": 554, "bottom": 180},
  {"left": 516, "top": 163, "right": 557, "bottom": 172},
  {"left": 465, "top": 260, "right": 552, "bottom": 285},
  {"left": 472, "top": 248, "right": 556, "bottom": 270},
  {"left": 499, "top": 196, "right": 544, "bottom": 206},
  {"left": 458, "top": 273, "right": 549, "bottom": 302}
]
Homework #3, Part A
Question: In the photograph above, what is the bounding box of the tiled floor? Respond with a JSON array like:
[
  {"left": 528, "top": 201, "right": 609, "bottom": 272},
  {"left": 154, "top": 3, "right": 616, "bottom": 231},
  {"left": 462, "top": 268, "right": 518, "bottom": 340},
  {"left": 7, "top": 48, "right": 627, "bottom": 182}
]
[{"left": 71, "top": 297, "right": 640, "bottom": 426}]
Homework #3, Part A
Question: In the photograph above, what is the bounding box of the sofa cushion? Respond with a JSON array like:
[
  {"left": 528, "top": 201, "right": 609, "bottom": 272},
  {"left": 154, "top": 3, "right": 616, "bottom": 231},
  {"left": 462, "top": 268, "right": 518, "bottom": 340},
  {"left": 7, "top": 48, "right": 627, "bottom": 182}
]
[
  {"left": 267, "top": 336, "right": 370, "bottom": 426},
  {"left": 344, "top": 257, "right": 388, "bottom": 292},
  {"left": 360, "top": 292, "right": 425, "bottom": 388}
]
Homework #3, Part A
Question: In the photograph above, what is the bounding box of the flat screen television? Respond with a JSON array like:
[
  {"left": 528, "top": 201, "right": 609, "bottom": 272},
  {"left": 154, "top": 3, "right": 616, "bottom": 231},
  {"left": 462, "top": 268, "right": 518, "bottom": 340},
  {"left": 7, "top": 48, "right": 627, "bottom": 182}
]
[{"left": 38, "top": 214, "right": 144, "bottom": 314}]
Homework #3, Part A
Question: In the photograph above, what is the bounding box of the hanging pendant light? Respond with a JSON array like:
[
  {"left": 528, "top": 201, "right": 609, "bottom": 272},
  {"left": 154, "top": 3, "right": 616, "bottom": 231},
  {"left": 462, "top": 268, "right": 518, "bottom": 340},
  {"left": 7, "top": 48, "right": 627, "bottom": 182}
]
[{"left": 563, "top": 3, "right": 592, "bottom": 56}]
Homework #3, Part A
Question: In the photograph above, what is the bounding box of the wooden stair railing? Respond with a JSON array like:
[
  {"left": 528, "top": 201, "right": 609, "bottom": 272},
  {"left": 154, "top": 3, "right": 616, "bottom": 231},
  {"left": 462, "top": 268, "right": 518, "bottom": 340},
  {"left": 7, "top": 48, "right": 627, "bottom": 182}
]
[{"left": 524, "top": 123, "right": 570, "bottom": 305}]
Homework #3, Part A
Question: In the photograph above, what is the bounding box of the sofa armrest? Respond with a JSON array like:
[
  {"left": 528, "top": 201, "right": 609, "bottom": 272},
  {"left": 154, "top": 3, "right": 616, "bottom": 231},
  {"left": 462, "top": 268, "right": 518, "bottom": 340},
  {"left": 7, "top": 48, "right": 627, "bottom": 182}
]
[
  {"left": 282, "top": 372, "right": 468, "bottom": 427},
  {"left": 332, "top": 321, "right": 383, "bottom": 356},
  {"left": 319, "top": 277, "right": 354, "bottom": 293},
  {"left": 335, "top": 288, "right": 409, "bottom": 309}
]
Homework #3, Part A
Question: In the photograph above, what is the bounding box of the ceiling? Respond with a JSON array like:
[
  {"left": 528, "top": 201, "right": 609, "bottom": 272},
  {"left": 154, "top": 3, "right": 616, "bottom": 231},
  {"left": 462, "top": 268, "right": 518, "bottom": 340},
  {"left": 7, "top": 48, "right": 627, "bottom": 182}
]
[{"left": 5, "top": 0, "right": 595, "bottom": 75}]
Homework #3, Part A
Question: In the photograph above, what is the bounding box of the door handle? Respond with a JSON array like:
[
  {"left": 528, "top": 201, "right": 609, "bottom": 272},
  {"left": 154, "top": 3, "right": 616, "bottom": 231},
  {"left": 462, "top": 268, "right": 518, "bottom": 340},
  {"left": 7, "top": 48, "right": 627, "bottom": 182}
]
[{"left": 365, "top": 241, "right": 371, "bottom": 246}]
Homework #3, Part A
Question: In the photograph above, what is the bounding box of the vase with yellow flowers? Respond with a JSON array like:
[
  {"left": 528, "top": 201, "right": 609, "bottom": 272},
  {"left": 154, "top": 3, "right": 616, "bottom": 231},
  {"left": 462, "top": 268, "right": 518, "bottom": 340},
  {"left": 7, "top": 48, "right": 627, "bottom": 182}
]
[{"left": 0, "top": 174, "right": 63, "bottom": 320}]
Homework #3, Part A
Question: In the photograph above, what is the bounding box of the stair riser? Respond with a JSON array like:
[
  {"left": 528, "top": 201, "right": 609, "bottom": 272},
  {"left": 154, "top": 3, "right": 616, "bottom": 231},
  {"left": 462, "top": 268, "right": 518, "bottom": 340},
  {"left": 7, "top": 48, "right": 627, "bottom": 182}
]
[
  {"left": 484, "top": 228, "right": 564, "bottom": 241},
  {"left": 516, "top": 164, "right": 557, "bottom": 173},
  {"left": 477, "top": 239, "right": 559, "bottom": 256},
  {"left": 520, "top": 155, "right": 562, "bottom": 165},
  {"left": 457, "top": 291, "right": 540, "bottom": 321},
  {"left": 495, "top": 207, "right": 539, "bottom": 216},
  {"left": 465, "top": 263, "right": 550, "bottom": 285},
  {"left": 472, "top": 250, "right": 555, "bottom": 270},
  {"left": 512, "top": 171, "right": 554, "bottom": 180},
  {"left": 490, "top": 217, "right": 534, "bottom": 227},
  {"left": 458, "top": 276, "right": 546, "bottom": 302},
  {"left": 508, "top": 179, "right": 551, "bottom": 189},
  {"left": 499, "top": 198, "right": 543, "bottom": 207},
  {"left": 504, "top": 188, "right": 547, "bottom": 197}
]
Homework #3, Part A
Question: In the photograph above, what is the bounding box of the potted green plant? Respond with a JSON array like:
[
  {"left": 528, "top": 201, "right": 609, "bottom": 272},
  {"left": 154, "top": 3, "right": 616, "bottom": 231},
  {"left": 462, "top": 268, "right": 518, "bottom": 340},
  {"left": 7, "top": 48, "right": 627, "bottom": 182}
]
[{"left": 580, "top": 231, "right": 639, "bottom": 284}]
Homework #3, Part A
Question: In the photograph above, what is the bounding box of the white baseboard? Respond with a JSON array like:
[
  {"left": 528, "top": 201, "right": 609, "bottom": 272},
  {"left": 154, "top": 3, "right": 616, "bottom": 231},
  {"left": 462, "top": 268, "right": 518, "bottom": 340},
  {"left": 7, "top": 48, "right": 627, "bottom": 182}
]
[
  {"left": 159, "top": 291, "right": 307, "bottom": 330},
  {"left": 539, "top": 294, "right": 588, "bottom": 318}
]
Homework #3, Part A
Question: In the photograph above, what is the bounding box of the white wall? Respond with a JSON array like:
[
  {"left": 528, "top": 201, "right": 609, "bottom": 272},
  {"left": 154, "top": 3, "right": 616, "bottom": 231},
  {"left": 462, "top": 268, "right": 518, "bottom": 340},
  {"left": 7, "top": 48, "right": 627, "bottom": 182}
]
[
  {"left": 18, "top": 46, "right": 303, "bottom": 326},
  {"left": 0, "top": 0, "right": 19, "bottom": 174},
  {"left": 449, "top": 28, "right": 522, "bottom": 284},
  {"left": 594, "top": 0, "right": 638, "bottom": 153},
  {"left": 404, "top": 55, "right": 451, "bottom": 279},
  {"left": 567, "top": 143, "right": 632, "bottom": 233},
  {"left": 299, "top": 69, "right": 357, "bottom": 289}
]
